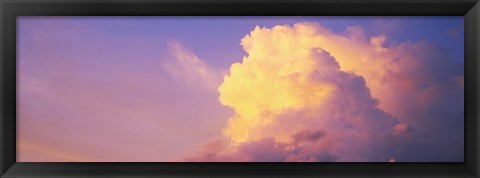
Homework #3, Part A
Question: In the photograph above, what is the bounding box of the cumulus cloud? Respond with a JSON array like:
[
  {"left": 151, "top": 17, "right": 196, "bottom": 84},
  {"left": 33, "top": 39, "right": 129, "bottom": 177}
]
[
  {"left": 162, "top": 40, "right": 225, "bottom": 91},
  {"left": 185, "top": 137, "right": 338, "bottom": 162},
  {"left": 185, "top": 22, "right": 463, "bottom": 162}
]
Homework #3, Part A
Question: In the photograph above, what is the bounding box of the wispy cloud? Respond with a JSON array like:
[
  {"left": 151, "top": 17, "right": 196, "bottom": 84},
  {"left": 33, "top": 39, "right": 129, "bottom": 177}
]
[
  {"left": 18, "top": 140, "right": 95, "bottom": 162},
  {"left": 162, "top": 40, "right": 226, "bottom": 91}
]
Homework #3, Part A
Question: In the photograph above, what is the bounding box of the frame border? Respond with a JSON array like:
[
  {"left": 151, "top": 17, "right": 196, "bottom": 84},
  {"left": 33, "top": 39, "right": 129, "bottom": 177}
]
[{"left": 1, "top": 0, "right": 479, "bottom": 177}]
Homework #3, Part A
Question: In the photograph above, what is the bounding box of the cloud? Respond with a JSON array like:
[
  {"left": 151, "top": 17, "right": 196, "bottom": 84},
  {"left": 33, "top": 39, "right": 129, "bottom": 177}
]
[
  {"left": 187, "top": 22, "right": 464, "bottom": 162},
  {"left": 292, "top": 129, "right": 326, "bottom": 144},
  {"left": 185, "top": 137, "right": 338, "bottom": 162},
  {"left": 18, "top": 140, "right": 95, "bottom": 162},
  {"left": 162, "top": 40, "right": 225, "bottom": 91},
  {"left": 447, "top": 27, "right": 461, "bottom": 40}
]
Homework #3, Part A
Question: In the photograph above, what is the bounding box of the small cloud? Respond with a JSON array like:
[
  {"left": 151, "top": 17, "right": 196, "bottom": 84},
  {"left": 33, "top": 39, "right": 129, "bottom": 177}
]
[
  {"left": 370, "top": 35, "right": 387, "bottom": 52},
  {"left": 446, "top": 28, "right": 461, "bottom": 40},
  {"left": 393, "top": 123, "right": 413, "bottom": 136},
  {"left": 292, "top": 130, "right": 326, "bottom": 144},
  {"left": 162, "top": 40, "right": 225, "bottom": 91},
  {"left": 452, "top": 76, "right": 464, "bottom": 89},
  {"left": 19, "top": 74, "right": 52, "bottom": 97},
  {"left": 388, "top": 158, "right": 396, "bottom": 162}
]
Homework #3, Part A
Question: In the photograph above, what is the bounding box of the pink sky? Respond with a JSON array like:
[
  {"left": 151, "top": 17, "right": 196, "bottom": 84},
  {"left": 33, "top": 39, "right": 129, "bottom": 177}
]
[{"left": 17, "top": 17, "right": 464, "bottom": 162}]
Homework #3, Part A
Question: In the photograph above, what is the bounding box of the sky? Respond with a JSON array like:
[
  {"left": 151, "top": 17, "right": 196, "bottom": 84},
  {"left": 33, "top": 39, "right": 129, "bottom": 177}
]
[{"left": 17, "top": 16, "right": 464, "bottom": 162}]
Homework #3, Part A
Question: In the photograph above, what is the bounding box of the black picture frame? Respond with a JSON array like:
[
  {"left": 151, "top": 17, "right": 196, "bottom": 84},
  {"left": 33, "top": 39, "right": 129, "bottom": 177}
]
[{"left": 1, "top": 0, "right": 479, "bottom": 177}]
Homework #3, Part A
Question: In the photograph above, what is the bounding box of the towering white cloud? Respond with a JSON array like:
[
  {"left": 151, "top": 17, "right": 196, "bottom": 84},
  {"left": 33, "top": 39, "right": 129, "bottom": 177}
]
[{"left": 186, "top": 22, "right": 463, "bottom": 162}]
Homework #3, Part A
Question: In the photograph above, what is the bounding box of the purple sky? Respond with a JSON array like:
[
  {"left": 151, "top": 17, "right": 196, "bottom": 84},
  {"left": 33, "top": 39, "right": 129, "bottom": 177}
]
[{"left": 17, "top": 17, "right": 464, "bottom": 162}]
